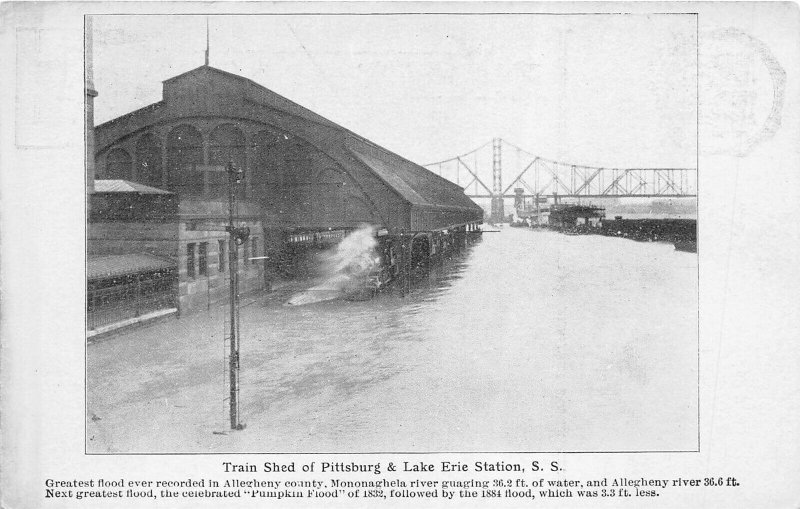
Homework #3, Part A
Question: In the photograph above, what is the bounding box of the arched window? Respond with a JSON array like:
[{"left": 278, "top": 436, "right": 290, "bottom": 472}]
[
  {"left": 166, "top": 125, "right": 204, "bottom": 195},
  {"left": 317, "top": 166, "right": 348, "bottom": 184},
  {"left": 314, "top": 167, "right": 347, "bottom": 222},
  {"left": 346, "top": 196, "right": 376, "bottom": 223},
  {"left": 105, "top": 147, "right": 132, "bottom": 180},
  {"left": 135, "top": 133, "right": 162, "bottom": 187},
  {"left": 280, "top": 140, "right": 313, "bottom": 219},
  {"left": 251, "top": 130, "right": 283, "bottom": 186},
  {"left": 209, "top": 124, "right": 246, "bottom": 198},
  {"left": 281, "top": 141, "right": 312, "bottom": 185}
]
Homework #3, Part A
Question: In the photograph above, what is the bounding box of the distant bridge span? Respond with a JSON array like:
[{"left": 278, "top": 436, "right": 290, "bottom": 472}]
[{"left": 424, "top": 138, "right": 696, "bottom": 221}]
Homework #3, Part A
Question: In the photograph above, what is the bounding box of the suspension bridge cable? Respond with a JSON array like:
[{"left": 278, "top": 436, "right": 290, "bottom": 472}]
[
  {"left": 422, "top": 140, "right": 492, "bottom": 167},
  {"left": 500, "top": 138, "right": 696, "bottom": 173}
]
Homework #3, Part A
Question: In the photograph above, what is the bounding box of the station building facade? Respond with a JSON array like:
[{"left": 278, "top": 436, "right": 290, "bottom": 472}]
[{"left": 88, "top": 65, "right": 483, "bottom": 331}]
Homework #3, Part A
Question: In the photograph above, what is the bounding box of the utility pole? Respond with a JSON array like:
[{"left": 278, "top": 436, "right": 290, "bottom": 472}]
[
  {"left": 182, "top": 162, "right": 247, "bottom": 430},
  {"left": 226, "top": 161, "right": 247, "bottom": 430}
]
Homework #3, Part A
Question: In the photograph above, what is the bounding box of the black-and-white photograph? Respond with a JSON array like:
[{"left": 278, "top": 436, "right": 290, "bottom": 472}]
[{"left": 85, "top": 12, "right": 698, "bottom": 454}]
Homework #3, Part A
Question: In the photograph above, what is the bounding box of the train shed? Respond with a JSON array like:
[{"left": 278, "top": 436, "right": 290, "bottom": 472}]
[{"left": 90, "top": 65, "right": 483, "bottom": 316}]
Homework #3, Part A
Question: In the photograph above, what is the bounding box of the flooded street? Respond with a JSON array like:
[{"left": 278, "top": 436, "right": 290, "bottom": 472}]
[{"left": 87, "top": 228, "right": 698, "bottom": 453}]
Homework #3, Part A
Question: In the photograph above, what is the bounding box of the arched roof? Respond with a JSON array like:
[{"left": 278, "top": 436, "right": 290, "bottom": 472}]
[{"left": 95, "top": 65, "right": 483, "bottom": 227}]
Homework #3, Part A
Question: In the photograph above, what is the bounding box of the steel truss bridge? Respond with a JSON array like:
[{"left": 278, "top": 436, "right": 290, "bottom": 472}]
[{"left": 424, "top": 138, "right": 697, "bottom": 221}]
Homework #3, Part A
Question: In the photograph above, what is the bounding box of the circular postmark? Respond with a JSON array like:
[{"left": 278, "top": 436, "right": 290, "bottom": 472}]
[{"left": 700, "top": 27, "right": 786, "bottom": 157}]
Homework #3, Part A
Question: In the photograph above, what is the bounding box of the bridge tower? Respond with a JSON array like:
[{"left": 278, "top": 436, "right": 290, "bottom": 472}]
[{"left": 490, "top": 138, "right": 504, "bottom": 222}]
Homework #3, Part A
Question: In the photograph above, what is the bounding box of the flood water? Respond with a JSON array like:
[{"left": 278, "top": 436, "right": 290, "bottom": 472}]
[{"left": 87, "top": 227, "right": 698, "bottom": 453}]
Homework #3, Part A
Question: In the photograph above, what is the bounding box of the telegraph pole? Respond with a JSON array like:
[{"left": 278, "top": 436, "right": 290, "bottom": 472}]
[
  {"left": 183, "top": 161, "right": 247, "bottom": 430},
  {"left": 226, "top": 161, "right": 246, "bottom": 430}
]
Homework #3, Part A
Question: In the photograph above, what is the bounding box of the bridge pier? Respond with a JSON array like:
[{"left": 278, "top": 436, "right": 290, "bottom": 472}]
[
  {"left": 490, "top": 138, "right": 505, "bottom": 223},
  {"left": 491, "top": 196, "right": 505, "bottom": 223}
]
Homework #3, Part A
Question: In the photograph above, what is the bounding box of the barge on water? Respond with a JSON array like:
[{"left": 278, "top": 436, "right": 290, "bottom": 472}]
[
  {"left": 516, "top": 199, "right": 697, "bottom": 253},
  {"left": 601, "top": 217, "right": 697, "bottom": 252}
]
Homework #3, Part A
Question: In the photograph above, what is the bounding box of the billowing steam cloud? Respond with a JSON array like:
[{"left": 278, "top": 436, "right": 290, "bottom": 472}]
[
  {"left": 286, "top": 224, "right": 380, "bottom": 306},
  {"left": 322, "top": 224, "right": 379, "bottom": 278}
]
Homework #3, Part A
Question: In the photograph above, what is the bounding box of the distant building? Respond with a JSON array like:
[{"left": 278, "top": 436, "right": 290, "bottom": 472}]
[{"left": 88, "top": 65, "right": 482, "bottom": 332}]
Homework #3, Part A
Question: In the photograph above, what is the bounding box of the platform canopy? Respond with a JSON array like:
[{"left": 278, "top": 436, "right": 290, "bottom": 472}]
[{"left": 93, "top": 179, "right": 173, "bottom": 195}]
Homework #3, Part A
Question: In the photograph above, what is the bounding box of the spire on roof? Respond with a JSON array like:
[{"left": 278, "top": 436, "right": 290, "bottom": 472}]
[{"left": 204, "top": 17, "right": 210, "bottom": 66}]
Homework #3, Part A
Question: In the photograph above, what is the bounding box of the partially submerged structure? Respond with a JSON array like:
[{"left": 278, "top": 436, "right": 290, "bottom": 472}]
[
  {"left": 88, "top": 65, "right": 483, "bottom": 331},
  {"left": 547, "top": 204, "right": 606, "bottom": 229}
]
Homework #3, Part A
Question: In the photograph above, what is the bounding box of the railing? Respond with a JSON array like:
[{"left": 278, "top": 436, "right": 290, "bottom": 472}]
[
  {"left": 87, "top": 271, "right": 177, "bottom": 330},
  {"left": 286, "top": 229, "right": 347, "bottom": 246}
]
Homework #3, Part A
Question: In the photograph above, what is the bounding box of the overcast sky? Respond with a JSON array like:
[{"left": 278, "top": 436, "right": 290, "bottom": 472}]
[{"left": 92, "top": 14, "right": 697, "bottom": 171}]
